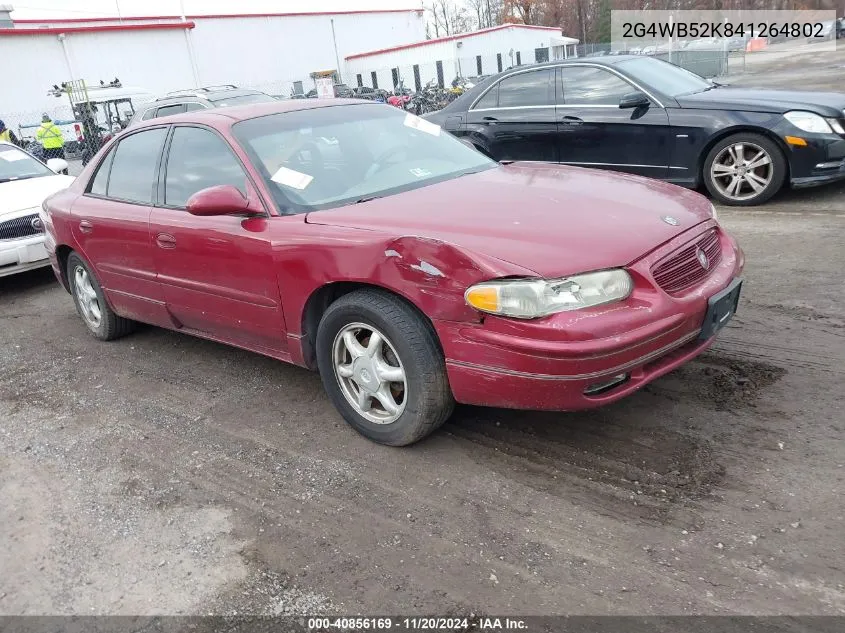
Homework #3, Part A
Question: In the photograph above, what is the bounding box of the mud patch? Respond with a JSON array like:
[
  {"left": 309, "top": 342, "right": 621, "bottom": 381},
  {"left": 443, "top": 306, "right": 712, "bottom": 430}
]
[
  {"left": 646, "top": 352, "right": 786, "bottom": 410},
  {"left": 445, "top": 406, "right": 725, "bottom": 523}
]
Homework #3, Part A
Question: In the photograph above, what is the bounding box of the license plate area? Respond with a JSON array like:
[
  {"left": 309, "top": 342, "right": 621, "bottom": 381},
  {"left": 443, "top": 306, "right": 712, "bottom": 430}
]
[{"left": 699, "top": 278, "right": 742, "bottom": 340}]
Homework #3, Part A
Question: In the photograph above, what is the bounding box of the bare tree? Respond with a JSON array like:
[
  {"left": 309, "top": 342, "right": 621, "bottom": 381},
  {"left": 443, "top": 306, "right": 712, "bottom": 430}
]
[{"left": 426, "top": 0, "right": 475, "bottom": 36}]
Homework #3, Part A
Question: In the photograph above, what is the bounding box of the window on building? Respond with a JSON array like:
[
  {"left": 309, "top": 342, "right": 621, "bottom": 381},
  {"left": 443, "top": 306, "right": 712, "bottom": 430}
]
[
  {"left": 496, "top": 53, "right": 503, "bottom": 72},
  {"left": 535, "top": 47, "right": 549, "bottom": 63},
  {"left": 413, "top": 65, "right": 421, "bottom": 92},
  {"left": 391, "top": 67, "right": 400, "bottom": 89},
  {"left": 106, "top": 128, "right": 168, "bottom": 204},
  {"left": 371, "top": 71, "right": 378, "bottom": 89},
  {"left": 559, "top": 66, "right": 633, "bottom": 105},
  {"left": 436, "top": 61, "right": 444, "bottom": 88},
  {"left": 497, "top": 68, "right": 553, "bottom": 108},
  {"left": 476, "top": 55, "right": 483, "bottom": 76},
  {"left": 356, "top": 74, "right": 363, "bottom": 88},
  {"left": 164, "top": 127, "right": 247, "bottom": 208},
  {"left": 516, "top": 51, "right": 522, "bottom": 66}
]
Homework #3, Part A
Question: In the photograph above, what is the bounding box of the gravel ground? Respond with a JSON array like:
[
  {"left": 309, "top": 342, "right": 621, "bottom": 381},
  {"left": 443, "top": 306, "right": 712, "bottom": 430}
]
[{"left": 1, "top": 49, "right": 844, "bottom": 617}]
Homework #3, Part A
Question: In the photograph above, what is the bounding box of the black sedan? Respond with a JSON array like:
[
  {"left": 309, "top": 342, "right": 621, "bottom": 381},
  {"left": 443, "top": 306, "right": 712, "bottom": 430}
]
[{"left": 424, "top": 56, "right": 845, "bottom": 205}]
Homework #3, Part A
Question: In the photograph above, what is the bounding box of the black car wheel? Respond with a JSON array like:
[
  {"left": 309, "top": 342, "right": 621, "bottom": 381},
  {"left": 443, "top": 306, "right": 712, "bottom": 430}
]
[
  {"left": 316, "top": 289, "right": 454, "bottom": 446},
  {"left": 703, "top": 133, "right": 786, "bottom": 206}
]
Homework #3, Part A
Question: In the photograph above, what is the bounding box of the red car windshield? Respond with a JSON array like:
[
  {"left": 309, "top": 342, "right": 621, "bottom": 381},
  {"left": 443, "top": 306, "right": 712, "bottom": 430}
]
[{"left": 233, "top": 104, "right": 494, "bottom": 213}]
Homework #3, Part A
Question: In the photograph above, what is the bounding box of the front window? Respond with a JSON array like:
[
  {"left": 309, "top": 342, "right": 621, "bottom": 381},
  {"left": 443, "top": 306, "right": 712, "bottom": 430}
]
[
  {"left": 617, "top": 57, "right": 712, "bottom": 97},
  {"left": 0, "top": 146, "right": 54, "bottom": 183},
  {"left": 233, "top": 104, "right": 495, "bottom": 213}
]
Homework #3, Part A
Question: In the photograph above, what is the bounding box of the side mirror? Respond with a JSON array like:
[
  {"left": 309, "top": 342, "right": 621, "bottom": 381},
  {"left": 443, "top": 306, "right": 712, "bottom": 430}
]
[
  {"left": 186, "top": 185, "right": 251, "bottom": 216},
  {"left": 619, "top": 91, "right": 650, "bottom": 109},
  {"left": 46, "top": 158, "right": 69, "bottom": 173}
]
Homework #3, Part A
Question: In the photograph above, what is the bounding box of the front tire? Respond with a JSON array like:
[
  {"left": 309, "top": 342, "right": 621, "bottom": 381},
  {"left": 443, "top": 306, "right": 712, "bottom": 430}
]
[
  {"left": 67, "top": 252, "right": 135, "bottom": 341},
  {"left": 316, "top": 289, "right": 454, "bottom": 446},
  {"left": 703, "top": 133, "right": 786, "bottom": 206}
]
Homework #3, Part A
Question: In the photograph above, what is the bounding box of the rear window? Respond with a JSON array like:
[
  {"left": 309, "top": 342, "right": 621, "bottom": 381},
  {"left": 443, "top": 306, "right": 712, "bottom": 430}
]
[
  {"left": 106, "top": 128, "right": 167, "bottom": 204},
  {"left": 210, "top": 93, "right": 276, "bottom": 107}
]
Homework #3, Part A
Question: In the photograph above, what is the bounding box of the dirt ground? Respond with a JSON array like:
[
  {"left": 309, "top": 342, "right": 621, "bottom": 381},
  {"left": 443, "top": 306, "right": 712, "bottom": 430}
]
[{"left": 1, "top": 49, "right": 844, "bottom": 617}]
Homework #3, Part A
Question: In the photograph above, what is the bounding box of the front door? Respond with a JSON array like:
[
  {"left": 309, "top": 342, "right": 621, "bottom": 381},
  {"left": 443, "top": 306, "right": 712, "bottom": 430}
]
[
  {"left": 149, "top": 125, "right": 287, "bottom": 353},
  {"left": 556, "top": 65, "right": 670, "bottom": 180},
  {"left": 71, "top": 126, "right": 171, "bottom": 326},
  {"left": 464, "top": 67, "right": 558, "bottom": 163}
]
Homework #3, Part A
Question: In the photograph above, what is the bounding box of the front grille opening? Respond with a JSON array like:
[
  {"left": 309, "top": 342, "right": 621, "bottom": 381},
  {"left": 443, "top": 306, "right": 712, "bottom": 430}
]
[
  {"left": 0, "top": 213, "right": 44, "bottom": 241},
  {"left": 651, "top": 229, "right": 722, "bottom": 294},
  {"left": 584, "top": 373, "right": 629, "bottom": 396}
]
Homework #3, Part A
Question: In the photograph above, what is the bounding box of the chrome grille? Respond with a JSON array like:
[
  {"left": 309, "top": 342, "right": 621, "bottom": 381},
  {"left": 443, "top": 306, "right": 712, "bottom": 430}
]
[
  {"left": 652, "top": 229, "right": 722, "bottom": 294},
  {"left": 0, "top": 213, "right": 43, "bottom": 241}
]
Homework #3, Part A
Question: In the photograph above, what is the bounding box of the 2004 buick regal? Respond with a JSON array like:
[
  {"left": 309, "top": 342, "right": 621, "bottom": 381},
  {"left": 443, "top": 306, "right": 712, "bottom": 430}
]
[{"left": 41, "top": 100, "right": 744, "bottom": 446}]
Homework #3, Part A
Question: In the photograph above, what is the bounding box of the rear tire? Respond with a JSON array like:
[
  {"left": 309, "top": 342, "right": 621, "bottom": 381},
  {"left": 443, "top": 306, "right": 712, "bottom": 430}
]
[
  {"left": 703, "top": 132, "right": 786, "bottom": 206},
  {"left": 316, "top": 289, "right": 454, "bottom": 446},
  {"left": 67, "top": 252, "right": 136, "bottom": 341}
]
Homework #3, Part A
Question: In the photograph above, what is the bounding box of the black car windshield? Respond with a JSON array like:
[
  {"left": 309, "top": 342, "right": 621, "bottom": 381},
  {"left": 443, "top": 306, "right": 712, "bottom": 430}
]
[
  {"left": 0, "top": 145, "right": 53, "bottom": 183},
  {"left": 233, "top": 104, "right": 495, "bottom": 213},
  {"left": 617, "top": 57, "right": 713, "bottom": 97},
  {"left": 211, "top": 93, "right": 277, "bottom": 107}
]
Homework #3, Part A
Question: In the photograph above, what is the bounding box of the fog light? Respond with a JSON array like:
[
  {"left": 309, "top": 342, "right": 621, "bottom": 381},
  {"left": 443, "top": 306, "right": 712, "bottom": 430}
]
[
  {"left": 583, "top": 373, "right": 629, "bottom": 396},
  {"left": 815, "top": 160, "right": 844, "bottom": 169}
]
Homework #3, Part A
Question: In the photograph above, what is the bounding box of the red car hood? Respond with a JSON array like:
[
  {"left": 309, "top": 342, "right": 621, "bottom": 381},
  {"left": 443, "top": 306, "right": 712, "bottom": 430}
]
[{"left": 306, "top": 163, "right": 713, "bottom": 278}]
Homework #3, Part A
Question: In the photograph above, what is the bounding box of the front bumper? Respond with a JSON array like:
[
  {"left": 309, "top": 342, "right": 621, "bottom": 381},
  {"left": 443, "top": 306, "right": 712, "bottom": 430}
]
[
  {"left": 436, "top": 221, "right": 743, "bottom": 411},
  {"left": 0, "top": 235, "right": 50, "bottom": 278},
  {"left": 784, "top": 129, "right": 845, "bottom": 189}
]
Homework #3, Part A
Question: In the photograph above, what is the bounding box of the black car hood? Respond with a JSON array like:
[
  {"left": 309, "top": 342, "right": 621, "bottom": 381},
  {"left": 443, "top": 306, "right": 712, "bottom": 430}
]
[{"left": 676, "top": 87, "right": 845, "bottom": 117}]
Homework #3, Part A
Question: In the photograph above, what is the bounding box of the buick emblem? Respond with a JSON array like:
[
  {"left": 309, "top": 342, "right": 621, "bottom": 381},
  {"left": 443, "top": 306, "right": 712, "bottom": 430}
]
[
  {"left": 696, "top": 247, "right": 709, "bottom": 269},
  {"left": 661, "top": 215, "right": 679, "bottom": 226},
  {"left": 31, "top": 217, "right": 43, "bottom": 231}
]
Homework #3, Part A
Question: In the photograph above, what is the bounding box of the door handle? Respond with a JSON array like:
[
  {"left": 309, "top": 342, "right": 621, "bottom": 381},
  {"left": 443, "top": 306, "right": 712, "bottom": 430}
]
[
  {"left": 155, "top": 233, "right": 176, "bottom": 249},
  {"left": 482, "top": 116, "right": 498, "bottom": 124},
  {"left": 78, "top": 220, "right": 93, "bottom": 234},
  {"left": 560, "top": 116, "right": 583, "bottom": 126}
]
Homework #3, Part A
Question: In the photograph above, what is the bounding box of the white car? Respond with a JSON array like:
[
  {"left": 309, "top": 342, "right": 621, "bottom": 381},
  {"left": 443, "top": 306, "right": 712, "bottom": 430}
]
[{"left": 0, "top": 142, "right": 74, "bottom": 277}]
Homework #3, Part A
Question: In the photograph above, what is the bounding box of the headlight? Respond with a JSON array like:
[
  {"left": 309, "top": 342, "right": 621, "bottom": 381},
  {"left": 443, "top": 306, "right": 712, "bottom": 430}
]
[
  {"left": 829, "top": 119, "right": 845, "bottom": 135},
  {"left": 465, "top": 269, "right": 633, "bottom": 319},
  {"left": 784, "top": 111, "right": 833, "bottom": 134}
]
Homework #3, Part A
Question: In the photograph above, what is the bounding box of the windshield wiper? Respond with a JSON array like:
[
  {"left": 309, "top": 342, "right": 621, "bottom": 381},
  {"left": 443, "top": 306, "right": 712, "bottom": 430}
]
[{"left": 354, "top": 195, "right": 382, "bottom": 204}]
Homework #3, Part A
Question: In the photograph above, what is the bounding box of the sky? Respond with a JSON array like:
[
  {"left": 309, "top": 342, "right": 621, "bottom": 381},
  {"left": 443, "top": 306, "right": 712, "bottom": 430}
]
[{"left": 8, "top": 0, "right": 424, "bottom": 20}]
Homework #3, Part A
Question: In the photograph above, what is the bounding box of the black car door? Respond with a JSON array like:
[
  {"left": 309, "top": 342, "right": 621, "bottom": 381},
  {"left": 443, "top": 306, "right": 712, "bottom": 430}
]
[
  {"left": 464, "top": 68, "right": 558, "bottom": 162},
  {"left": 556, "top": 65, "right": 671, "bottom": 180}
]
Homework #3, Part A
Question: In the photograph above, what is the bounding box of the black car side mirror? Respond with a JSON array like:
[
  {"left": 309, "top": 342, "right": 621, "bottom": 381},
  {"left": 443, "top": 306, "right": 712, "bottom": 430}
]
[{"left": 619, "top": 92, "right": 650, "bottom": 109}]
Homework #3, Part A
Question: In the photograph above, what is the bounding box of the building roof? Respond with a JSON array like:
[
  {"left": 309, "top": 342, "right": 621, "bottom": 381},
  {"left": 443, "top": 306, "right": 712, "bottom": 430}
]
[
  {"left": 0, "top": 21, "right": 195, "bottom": 35},
  {"left": 346, "top": 24, "right": 568, "bottom": 61},
  {"left": 2, "top": 7, "right": 424, "bottom": 37}
]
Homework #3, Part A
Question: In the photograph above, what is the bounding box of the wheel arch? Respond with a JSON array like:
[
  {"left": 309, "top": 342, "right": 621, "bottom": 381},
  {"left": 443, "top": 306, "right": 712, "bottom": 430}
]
[
  {"left": 54, "top": 244, "right": 74, "bottom": 292},
  {"left": 300, "top": 281, "right": 442, "bottom": 371},
  {"left": 697, "top": 126, "right": 791, "bottom": 187}
]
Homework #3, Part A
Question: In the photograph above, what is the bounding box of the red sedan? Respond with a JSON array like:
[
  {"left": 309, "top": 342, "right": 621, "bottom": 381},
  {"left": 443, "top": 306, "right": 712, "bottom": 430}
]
[{"left": 41, "top": 100, "right": 744, "bottom": 446}]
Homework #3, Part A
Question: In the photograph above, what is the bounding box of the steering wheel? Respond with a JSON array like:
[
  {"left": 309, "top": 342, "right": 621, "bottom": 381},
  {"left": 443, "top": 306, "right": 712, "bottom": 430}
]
[
  {"left": 366, "top": 145, "right": 407, "bottom": 178},
  {"left": 289, "top": 141, "right": 324, "bottom": 173}
]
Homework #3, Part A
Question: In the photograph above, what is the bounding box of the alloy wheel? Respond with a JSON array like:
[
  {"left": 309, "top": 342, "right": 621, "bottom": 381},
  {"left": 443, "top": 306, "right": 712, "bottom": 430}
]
[
  {"left": 710, "top": 142, "right": 773, "bottom": 202},
  {"left": 332, "top": 322, "right": 407, "bottom": 425},
  {"left": 73, "top": 265, "right": 102, "bottom": 328}
]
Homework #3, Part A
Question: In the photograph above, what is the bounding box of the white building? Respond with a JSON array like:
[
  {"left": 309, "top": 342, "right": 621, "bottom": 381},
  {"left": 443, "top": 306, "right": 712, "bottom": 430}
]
[
  {"left": 345, "top": 24, "right": 579, "bottom": 92},
  {"left": 0, "top": 6, "right": 425, "bottom": 132}
]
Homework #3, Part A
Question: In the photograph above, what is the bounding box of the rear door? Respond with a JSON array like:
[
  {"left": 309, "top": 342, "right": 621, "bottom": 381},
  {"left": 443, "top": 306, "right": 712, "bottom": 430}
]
[
  {"left": 556, "top": 65, "right": 670, "bottom": 179},
  {"left": 72, "top": 126, "right": 171, "bottom": 326},
  {"left": 464, "top": 68, "right": 558, "bottom": 162},
  {"left": 149, "top": 125, "right": 286, "bottom": 353}
]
